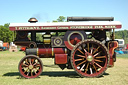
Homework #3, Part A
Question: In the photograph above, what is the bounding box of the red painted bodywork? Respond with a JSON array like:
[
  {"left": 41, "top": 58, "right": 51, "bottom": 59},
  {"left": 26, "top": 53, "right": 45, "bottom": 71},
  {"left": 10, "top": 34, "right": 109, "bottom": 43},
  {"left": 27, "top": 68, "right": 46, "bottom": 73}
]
[
  {"left": 38, "top": 48, "right": 52, "bottom": 56},
  {"left": 55, "top": 54, "right": 67, "bottom": 64},
  {"left": 38, "top": 48, "right": 66, "bottom": 58},
  {"left": 108, "top": 41, "right": 118, "bottom": 67},
  {"left": 64, "top": 41, "right": 73, "bottom": 50}
]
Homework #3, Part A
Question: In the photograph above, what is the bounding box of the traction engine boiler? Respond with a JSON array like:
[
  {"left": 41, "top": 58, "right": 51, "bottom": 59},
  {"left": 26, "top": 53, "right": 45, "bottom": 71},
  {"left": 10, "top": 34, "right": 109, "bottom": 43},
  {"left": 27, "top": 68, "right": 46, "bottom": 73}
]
[{"left": 9, "top": 17, "right": 122, "bottom": 78}]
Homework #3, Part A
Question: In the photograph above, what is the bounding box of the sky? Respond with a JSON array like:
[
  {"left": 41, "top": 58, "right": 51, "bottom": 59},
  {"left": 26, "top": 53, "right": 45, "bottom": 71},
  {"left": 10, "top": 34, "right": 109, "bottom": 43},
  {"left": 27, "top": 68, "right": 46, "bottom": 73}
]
[{"left": 0, "top": 0, "right": 127, "bottom": 30}]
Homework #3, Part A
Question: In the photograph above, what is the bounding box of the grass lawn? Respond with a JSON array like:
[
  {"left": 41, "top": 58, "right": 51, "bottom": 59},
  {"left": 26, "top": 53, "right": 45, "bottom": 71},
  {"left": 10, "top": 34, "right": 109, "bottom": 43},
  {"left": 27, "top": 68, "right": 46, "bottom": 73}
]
[{"left": 0, "top": 51, "right": 128, "bottom": 85}]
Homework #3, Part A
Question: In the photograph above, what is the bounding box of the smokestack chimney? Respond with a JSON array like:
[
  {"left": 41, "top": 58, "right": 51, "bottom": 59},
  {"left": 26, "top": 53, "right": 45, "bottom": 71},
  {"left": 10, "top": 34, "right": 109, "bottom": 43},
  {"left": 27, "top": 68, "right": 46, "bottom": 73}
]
[{"left": 28, "top": 18, "right": 38, "bottom": 23}]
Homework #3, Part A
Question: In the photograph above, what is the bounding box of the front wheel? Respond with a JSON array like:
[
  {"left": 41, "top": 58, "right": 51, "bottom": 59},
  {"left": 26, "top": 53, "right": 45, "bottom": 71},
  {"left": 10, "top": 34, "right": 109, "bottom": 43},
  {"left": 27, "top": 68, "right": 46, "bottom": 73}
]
[
  {"left": 71, "top": 39, "right": 109, "bottom": 77},
  {"left": 18, "top": 55, "right": 43, "bottom": 78}
]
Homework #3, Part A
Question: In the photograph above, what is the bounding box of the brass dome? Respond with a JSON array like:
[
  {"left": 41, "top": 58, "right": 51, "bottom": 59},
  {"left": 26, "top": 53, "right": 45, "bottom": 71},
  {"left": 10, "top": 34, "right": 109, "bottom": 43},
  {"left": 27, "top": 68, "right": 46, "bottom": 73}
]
[{"left": 28, "top": 18, "right": 38, "bottom": 23}]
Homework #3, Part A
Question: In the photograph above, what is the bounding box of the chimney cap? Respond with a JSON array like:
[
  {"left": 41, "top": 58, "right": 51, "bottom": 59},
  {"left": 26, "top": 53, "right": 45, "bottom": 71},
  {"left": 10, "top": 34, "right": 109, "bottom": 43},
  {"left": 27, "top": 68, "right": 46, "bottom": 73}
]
[{"left": 28, "top": 17, "right": 38, "bottom": 23}]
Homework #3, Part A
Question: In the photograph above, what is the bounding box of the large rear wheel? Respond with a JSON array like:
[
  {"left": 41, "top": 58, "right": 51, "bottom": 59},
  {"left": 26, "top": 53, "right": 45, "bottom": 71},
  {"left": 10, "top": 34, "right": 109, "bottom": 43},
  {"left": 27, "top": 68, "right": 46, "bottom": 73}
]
[{"left": 71, "top": 39, "right": 109, "bottom": 77}]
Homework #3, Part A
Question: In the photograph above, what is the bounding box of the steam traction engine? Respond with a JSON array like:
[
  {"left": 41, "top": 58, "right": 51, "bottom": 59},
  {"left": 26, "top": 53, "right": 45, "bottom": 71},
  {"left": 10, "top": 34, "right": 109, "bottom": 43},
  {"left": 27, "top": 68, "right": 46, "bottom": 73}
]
[{"left": 9, "top": 17, "right": 122, "bottom": 78}]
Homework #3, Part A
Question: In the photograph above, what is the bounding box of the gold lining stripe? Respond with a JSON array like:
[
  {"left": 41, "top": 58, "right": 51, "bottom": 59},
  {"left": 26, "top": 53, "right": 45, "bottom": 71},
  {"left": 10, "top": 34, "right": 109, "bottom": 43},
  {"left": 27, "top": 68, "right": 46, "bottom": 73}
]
[
  {"left": 37, "top": 48, "right": 39, "bottom": 56},
  {"left": 65, "top": 48, "right": 67, "bottom": 54},
  {"left": 43, "top": 35, "right": 51, "bottom": 37},
  {"left": 52, "top": 48, "right": 54, "bottom": 56}
]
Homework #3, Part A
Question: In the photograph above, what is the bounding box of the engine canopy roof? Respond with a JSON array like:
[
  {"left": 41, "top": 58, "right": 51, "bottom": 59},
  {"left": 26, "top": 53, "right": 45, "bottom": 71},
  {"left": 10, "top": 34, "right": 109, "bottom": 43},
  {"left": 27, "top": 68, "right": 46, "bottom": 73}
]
[{"left": 9, "top": 21, "right": 122, "bottom": 31}]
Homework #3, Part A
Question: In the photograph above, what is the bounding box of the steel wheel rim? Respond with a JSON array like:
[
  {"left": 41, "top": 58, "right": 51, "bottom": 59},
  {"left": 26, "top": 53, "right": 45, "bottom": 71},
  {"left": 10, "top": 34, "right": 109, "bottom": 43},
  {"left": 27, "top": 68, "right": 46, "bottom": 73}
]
[
  {"left": 71, "top": 39, "right": 109, "bottom": 77},
  {"left": 19, "top": 55, "right": 43, "bottom": 78}
]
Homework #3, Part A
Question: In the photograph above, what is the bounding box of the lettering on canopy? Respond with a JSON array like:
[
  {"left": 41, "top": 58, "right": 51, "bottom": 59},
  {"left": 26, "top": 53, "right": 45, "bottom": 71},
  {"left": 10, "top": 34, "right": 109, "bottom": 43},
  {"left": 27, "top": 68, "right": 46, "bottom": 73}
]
[{"left": 13, "top": 25, "right": 117, "bottom": 30}]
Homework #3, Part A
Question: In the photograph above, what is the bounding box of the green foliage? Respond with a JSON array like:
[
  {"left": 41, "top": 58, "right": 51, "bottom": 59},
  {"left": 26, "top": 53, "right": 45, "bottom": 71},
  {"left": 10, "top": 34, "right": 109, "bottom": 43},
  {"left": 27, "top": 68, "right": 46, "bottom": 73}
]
[
  {"left": 36, "top": 33, "right": 43, "bottom": 42},
  {"left": 52, "top": 20, "right": 58, "bottom": 22},
  {"left": 57, "top": 16, "right": 66, "bottom": 22},
  {"left": 27, "top": 33, "right": 43, "bottom": 42},
  {"left": 0, "top": 24, "right": 13, "bottom": 42},
  {"left": 53, "top": 16, "right": 66, "bottom": 22},
  {"left": 115, "top": 30, "right": 128, "bottom": 44},
  {"left": 4, "top": 23, "right": 10, "bottom": 28}
]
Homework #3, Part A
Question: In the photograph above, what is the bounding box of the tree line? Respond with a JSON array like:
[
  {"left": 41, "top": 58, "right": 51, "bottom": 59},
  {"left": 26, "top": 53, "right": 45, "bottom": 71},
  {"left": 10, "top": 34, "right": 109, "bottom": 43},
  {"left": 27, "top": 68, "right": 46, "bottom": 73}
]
[
  {"left": 115, "top": 30, "right": 128, "bottom": 44},
  {"left": 0, "top": 23, "right": 13, "bottom": 42}
]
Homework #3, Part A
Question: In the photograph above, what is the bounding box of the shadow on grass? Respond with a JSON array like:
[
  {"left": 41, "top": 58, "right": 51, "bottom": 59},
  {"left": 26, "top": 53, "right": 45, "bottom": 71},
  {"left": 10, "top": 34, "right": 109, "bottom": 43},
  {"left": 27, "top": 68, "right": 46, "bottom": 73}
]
[
  {"left": 43, "top": 65, "right": 59, "bottom": 68},
  {"left": 41, "top": 71, "right": 80, "bottom": 78},
  {"left": 3, "top": 71, "right": 109, "bottom": 79}
]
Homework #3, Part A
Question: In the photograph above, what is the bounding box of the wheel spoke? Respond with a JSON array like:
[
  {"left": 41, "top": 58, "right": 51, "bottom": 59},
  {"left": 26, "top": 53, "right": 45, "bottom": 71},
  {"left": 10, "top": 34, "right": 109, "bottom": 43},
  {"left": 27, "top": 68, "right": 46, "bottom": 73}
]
[
  {"left": 27, "top": 71, "right": 29, "bottom": 76},
  {"left": 90, "top": 66, "right": 93, "bottom": 74},
  {"left": 75, "top": 58, "right": 83, "bottom": 62},
  {"left": 33, "top": 62, "right": 37, "bottom": 66},
  {"left": 94, "top": 59, "right": 103, "bottom": 62},
  {"left": 84, "top": 49, "right": 87, "bottom": 53},
  {"left": 25, "top": 59, "right": 29, "bottom": 65},
  {"left": 91, "top": 44, "right": 93, "bottom": 54},
  {"left": 77, "top": 60, "right": 87, "bottom": 66},
  {"left": 31, "top": 69, "right": 33, "bottom": 76},
  {"left": 76, "top": 54, "right": 85, "bottom": 58},
  {"left": 35, "top": 64, "right": 41, "bottom": 67},
  {"left": 93, "top": 64, "right": 97, "bottom": 73},
  {"left": 34, "top": 70, "right": 37, "bottom": 75},
  {"left": 94, "top": 62, "right": 102, "bottom": 68},
  {"left": 90, "top": 48, "right": 93, "bottom": 54},
  {"left": 77, "top": 49, "right": 85, "bottom": 55},
  {"left": 29, "top": 58, "right": 32, "bottom": 65},
  {"left": 90, "top": 44, "right": 93, "bottom": 54},
  {"left": 34, "top": 68, "right": 40, "bottom": 74},
  {"left": 22, "top": 63, "right": 29, "bottom": 67},
  {"left": 80, "top": 64, "right": 86, "bottom": 71},
  {"left": 93, "top": 51, "right": 101, "bottom": 57},
  {"left": 85, "top": 63, "right": 89, "bottom": 73},
  {"left": 34, "top": 67, "right": 40, "bottom": 71},
  {"left": 87, "top": 43, "right": 89, "bottom": 52},
  {"left": 95, "top": 56, "right": 106, "bottom": 58},
  {"left": 93, "top": 46, "right": 100, "bottom": 54},
  {"left": 24, "top": 68, "right": 29, "bottom": 73}
]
